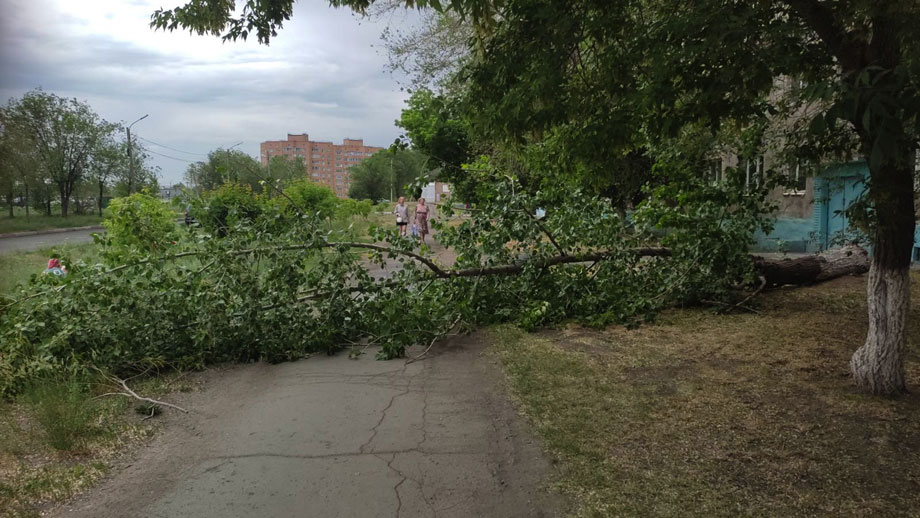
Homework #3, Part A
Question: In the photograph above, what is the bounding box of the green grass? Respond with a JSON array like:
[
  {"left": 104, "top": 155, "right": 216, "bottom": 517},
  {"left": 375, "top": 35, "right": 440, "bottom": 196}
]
[
  {"left": 0, "top": 207, "right": 103, "bottom": 234},
  {"left": 0, "top": 371, "right": 191, "bottom": 517},
  {"left": 490, "top": 274, "right": 920, "bottom": 517},
  {"left": 0, "top": 243, "right": 100, "bottom": 295}
]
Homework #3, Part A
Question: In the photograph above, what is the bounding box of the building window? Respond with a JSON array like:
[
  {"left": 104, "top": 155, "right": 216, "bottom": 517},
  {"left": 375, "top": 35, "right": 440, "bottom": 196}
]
[
  {"left": 706, "top": 159, "right": 722, "bottom": 183},
  {"left": 783, "top": 161, "right": 808, "bottom": 195},
  {"left": 738, "top": 156, "right": 764, "bottom": 189}
]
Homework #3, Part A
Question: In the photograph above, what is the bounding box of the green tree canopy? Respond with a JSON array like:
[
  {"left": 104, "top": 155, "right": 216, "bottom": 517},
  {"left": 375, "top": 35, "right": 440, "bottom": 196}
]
[
  {"left": 185, "top": 148, "right": 262, "bottom": 193},
  {"left": 5, "top": 89, "right": 118, "bottom": 217},
  {"left": 347, "top": 148, "right": 425, "bottom": 201}
]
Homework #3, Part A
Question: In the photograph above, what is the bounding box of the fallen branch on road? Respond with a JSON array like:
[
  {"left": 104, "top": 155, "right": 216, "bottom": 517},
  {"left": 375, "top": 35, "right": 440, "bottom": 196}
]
[{"left": 93, "top": 368, "right": 189, "bottom": 414}]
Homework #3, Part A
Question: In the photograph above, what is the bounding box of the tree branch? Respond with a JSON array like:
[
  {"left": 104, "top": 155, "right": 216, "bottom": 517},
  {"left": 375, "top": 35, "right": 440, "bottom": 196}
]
[
  {"left": 783, "top": 0, "right": 865, "bottom": 72},
  {"left": 93, "top": 368, "right": 189, "bottom": 414}
]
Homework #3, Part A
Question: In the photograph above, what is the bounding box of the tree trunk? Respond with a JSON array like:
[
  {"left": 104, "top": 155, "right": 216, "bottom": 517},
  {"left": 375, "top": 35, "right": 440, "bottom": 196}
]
[
  {"left": 7, "top": 192, "right": 13, "bottom": 218},
  {"left": 850, "top": 159, "right": 915, "bottom": 395},
  {"left": 24, "top": 184, "right": 29, "bottom": 218},
  {"left": 98, "top": 180, "right": 104, "bottom": 216},
  {"left": 753, "top": 245, "right": 869, "bottom": 287},
  {"left": 60, "top": 185, "right": 69, "bottom": 218}
]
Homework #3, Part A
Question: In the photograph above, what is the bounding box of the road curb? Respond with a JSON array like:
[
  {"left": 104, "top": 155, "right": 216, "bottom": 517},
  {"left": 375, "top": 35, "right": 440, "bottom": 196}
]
[{"left": 0, "top": 225, "right": 104, "bottom": 240}]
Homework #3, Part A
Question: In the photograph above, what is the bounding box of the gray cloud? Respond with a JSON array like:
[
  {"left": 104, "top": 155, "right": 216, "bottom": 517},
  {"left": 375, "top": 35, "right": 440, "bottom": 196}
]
[{"left": 0, "top": 0, "right": 418, "bottom": 184}]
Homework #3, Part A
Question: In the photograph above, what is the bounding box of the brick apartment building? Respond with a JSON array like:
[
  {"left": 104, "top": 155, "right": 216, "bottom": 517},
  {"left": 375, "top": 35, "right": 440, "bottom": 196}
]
[{"left": 260, "top": 133, "right": 383, "bottom": 197}]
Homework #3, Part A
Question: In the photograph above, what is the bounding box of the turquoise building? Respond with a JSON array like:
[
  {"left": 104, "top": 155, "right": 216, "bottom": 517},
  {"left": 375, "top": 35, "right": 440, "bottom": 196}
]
[{"left": 754, "top": 161, "right": 919, "bottom": 257}]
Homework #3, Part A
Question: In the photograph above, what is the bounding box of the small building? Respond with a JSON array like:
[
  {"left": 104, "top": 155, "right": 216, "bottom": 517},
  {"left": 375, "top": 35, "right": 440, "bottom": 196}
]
[
  {"left": 420, "top": 182, "right": 451, "bottom": 204},
  {"left": 159, "top": 184, "right": 184, "bottom": 202}
]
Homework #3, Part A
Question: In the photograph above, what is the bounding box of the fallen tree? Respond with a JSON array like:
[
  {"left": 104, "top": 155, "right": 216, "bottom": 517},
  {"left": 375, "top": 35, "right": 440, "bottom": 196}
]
[
  {"left": 0, "top": 176, "right": 871, "bottom": 397},
  {"left": 753, "top": 245, "right": 870, "bottom": 288}
]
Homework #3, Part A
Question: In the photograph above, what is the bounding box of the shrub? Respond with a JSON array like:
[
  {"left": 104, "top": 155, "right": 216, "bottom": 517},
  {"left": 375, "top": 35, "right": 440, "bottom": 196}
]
[
  {"left": 336, "top": 198, "right": 373, "bottom": 219},
  {"left": 195, "top": 183, "right": 266, "bottom": 236},
  {"left": 103, "top": 192, "right": 178, "bottom": 253},
  {"left": 20, "top": 376, "right": 100, "bottom": 451},
  {"left": 277, "top": 179, "right": 338, "bottom": 220}
]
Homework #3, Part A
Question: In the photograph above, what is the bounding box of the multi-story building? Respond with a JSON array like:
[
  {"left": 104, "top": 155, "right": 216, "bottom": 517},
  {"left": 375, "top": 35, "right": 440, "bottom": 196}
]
[{"left": 260, "top": 133, "right": 384, "bottom": 197}]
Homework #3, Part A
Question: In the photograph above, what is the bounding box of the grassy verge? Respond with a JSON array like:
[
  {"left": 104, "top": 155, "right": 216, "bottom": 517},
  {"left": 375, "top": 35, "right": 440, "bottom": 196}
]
[
  {"left": 0, "top": 243, "right": 100, "bottom": 295},
  {"left": 0, "top": 373, "right": 192, "bottom": 518},
  {"left": 0, "top": 207, "right": 103, "bottom": 234},
  {"left": 490, "top": 274, "right": 920, "bottom": 517}
]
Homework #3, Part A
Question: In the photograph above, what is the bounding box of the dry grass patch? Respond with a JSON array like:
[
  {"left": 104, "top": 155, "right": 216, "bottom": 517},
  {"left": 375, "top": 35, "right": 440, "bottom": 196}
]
[
  {"left": 0, "top": 373, "right": 194, "bottom": 517},
  {"left": 490, "top": 274, "right": 920, "bottom": 517}
]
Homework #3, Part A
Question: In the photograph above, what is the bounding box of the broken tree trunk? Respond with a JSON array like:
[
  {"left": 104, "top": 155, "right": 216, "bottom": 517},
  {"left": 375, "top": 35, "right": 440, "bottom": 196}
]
[{"left": 753, "top": 245, "right": 870, "bottom": 288}]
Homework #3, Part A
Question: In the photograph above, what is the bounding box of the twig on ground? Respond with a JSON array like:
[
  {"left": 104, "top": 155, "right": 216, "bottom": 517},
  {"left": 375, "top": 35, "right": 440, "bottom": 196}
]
[
  {"left": 92, "top": 367, "right": 189, "bottom": 414},
  {"left": 406, "top": 314, "right": 464, "bottom": 365},
  {"left": 702, "top": 299, "right": 762, "bottom": 315},
  {"left": 722, "top": 275, "right": 767, "bottom": 314}
]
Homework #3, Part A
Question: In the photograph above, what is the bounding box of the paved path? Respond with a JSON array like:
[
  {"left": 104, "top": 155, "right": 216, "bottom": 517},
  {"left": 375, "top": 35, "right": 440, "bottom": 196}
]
[
  {"left": 52, "top": 339, "right": 559, "bottom": 518},
  {"left": 0, "top": 228, "right": 97, "bottom": 254}
]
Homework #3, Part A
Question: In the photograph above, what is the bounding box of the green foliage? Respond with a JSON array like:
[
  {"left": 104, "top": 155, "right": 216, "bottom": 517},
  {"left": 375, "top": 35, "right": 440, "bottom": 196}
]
[
  {"left": 3, "top": 89, "right": 120, "bottom": 218},
  {"left": 193, "top": 183, "right": 267, "bottom": 236},
  {"left": 335, "top": 198, "right": 373, "bottom": 220},
  {"left": 19, "top": 375, "right": 101, "bottom": 451},
  {"left": 0, "top": 155, "right": 767, "bottom": 397},
  {"left": 103, "top": 192, "right": 178, "bottom": 253},
  {"left": 185, "top": 149, "right": 263, "bottom": 194},
  {"left": 347, "top": 148, "right": 426, "bottom": 202},
  {"left": 279, "top": 179, "right": 338, "bottom": 220},
  {"left": 396, "top": 88, "right": 475, "bottom": 199}
]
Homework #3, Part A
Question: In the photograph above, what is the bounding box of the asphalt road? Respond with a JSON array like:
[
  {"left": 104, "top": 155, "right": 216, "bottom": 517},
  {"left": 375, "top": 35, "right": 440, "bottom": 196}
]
[
  {"left": 52, "top": 337, "right": 560, "bottom": 518},
  {"left": 0, "top": 228, "right": 98, "bottom": 254}
]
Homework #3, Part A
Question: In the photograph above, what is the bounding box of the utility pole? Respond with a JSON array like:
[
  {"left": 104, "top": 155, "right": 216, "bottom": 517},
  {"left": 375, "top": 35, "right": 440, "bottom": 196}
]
[{"left": 126, "top": 114, "right": 148, "bottom": 194}]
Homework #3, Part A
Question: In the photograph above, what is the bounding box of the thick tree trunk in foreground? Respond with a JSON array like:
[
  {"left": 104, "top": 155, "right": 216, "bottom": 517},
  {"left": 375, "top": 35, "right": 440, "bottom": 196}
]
[
  {"left": 851, "top": 262, "right": 910, "bottom": 394},
  {"left": 850, "top": 160, "right": 915, "bottom": 395},
  {"left": 753, "top": 245, "right": 869, "bottom": 288}
]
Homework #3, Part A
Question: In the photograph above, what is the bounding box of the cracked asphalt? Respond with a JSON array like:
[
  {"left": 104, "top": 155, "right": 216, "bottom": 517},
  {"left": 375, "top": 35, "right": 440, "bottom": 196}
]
[{"left": 52, "top": 336, "right": 560, "bottom": 518}]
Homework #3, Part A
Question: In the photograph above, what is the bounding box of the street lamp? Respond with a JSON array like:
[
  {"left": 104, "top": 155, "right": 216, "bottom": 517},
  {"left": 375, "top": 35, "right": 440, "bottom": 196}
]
[
  {"left": 126, "top": 114, "right": 148, "bottom": 194},
  {"left": 224, "top": 142, "right": 243, "bottom": 182}
]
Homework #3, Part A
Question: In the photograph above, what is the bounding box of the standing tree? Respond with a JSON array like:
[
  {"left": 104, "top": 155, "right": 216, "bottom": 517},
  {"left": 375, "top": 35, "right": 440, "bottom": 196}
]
[
  {"left": 348, "top": 148, "right": 425, "bottom": 201},
  {"left": 7, "top": 90, "right": 116, "bottom": 217},
  {"left": 0, "top": 104, "right": 42, "bottom": 218},
  {"left": 263, "top": 155, "right": 307, "bottom": 196},
  {"left": 153, "top": 0, "right": 920, "bottom": 394},
  {"left": 184, "top": 148, "right": 262, "bottom": 193},
  {"left": 87, "top": 133, "right": 128, "bottom": 216}
]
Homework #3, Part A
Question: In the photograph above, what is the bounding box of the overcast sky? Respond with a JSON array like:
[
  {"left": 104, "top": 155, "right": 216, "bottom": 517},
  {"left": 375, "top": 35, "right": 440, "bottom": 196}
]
[{"left": 0, "top": 0, "right": 418, "bottom": 185}]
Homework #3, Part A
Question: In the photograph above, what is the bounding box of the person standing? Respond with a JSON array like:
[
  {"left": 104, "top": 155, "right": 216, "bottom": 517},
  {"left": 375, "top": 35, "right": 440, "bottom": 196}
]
[
  {"left": 393, "top": 196, "right": 409, "bottom": 236},
  {"left": 414, "top": 197, "right": 431, "bottom": 244}
]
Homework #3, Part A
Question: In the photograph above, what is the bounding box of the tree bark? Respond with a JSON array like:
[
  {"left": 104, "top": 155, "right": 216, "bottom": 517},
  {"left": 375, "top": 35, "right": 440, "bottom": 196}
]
[
  {"left": 98, "top": 180, "right": 104, "bottom": 216},
  {"left": 850, "top": 159, "right": 915, "bottom": 395},
  {"left": 753, "top": 245, "right": 869, "bottom": 288},
  {"left": 60, "top": 184, "right": 69, "bottom": 218}
]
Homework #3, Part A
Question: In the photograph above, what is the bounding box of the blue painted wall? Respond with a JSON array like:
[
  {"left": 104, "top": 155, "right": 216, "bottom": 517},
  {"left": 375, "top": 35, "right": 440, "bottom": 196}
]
[
  {"left": 753, "top": 161, "right": 920, "bottom": 260},
  {"left": 754, "top": 218, "right": 816, "bottom": 253}
]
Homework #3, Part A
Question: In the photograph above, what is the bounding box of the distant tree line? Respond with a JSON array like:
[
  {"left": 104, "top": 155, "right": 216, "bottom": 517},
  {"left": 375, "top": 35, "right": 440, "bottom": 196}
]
[{"left": 0, "top": 89, "right": 159, "bottom": 218}]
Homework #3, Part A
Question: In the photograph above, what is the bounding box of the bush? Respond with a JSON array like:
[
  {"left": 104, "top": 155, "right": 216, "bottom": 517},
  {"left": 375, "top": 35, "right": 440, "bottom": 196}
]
[
  {"left": 103, "top": 192, "right": 178, "bottom": 253},
  {"left": 195, "top": 183, "right": 266, "bottom": 236},
  {"left": 277, "top": 179, "right": 338, "bottom": 220},
  {"left": 20, "top": 376, "right": 100, "bottom": 451},
  {"left": 336, "top": 198, "right": 373, "bottom": 219}
]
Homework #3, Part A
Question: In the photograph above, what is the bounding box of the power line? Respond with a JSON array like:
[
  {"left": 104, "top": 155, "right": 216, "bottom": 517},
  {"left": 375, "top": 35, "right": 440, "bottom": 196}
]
[
  {"left": 136, "top": 136, "right": 207, "bottom": 157},
  {"left": 144, "top": 148, "right": 199, "bottom": 163}
]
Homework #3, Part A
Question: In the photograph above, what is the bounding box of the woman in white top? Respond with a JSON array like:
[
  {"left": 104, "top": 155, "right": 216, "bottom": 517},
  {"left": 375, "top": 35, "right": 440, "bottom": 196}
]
[{"left": 393, "top": 196, "right": 409, "bottom": 236}]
